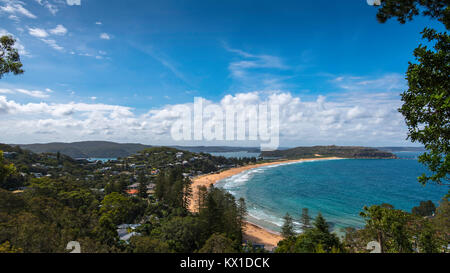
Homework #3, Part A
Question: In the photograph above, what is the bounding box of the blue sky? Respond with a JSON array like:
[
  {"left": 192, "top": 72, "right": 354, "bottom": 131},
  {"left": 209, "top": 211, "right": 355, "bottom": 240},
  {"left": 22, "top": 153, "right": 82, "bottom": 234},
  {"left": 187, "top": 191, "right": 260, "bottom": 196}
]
[{"left": 0, "top": 0, "right": 443, "bottom": 146}]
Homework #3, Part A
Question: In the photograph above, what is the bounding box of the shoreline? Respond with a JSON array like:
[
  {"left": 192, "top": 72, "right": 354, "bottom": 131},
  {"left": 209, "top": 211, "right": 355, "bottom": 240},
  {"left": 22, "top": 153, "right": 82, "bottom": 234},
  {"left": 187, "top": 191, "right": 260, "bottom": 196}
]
[{"left": 188, "top": 157, "right": 342, "bottom": 250}]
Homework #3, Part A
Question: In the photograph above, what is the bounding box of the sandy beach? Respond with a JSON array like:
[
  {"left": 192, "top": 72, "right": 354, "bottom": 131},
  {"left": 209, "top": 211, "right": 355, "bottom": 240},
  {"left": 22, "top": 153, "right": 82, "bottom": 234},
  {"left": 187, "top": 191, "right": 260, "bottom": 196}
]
[{"left": 188, "top": 157, "right": 342, "bottom": 250}]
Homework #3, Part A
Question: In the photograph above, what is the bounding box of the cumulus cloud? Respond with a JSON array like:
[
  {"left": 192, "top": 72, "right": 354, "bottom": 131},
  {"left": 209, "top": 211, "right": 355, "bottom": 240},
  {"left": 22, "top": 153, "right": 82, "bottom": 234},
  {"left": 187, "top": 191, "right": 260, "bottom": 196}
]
[
  {"left": 100, "top": 33, "right": 111, "bottom": 40},
  {"left": 0, "top": 90, "right": 409, "bottom": 146},
  {"left": 49, "top": 24, "right": 67, "bottom": 35},
  {"left": 28, "top": 27, "right": 48, "bottom": 38}
]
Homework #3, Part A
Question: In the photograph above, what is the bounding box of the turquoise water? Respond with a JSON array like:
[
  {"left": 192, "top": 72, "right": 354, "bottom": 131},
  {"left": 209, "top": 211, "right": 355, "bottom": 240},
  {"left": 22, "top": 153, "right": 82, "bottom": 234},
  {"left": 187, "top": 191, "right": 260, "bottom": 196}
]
[
  {"left": 216, "top": 153, "right": 449, "bottom": 233},
  {"left": 86, "top": 158, "right": 117, "bottom": 163}
]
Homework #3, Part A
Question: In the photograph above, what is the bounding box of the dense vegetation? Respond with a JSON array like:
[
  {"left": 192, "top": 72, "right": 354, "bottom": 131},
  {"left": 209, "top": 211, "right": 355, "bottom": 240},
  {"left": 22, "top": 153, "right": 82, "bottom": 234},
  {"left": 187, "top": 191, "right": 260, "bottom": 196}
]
[
  {"left": 0, "top": 144, "right": 259, "bottom": 253},
  {"left": 261, "top": 146, "right": 397, "bottom": 159}
]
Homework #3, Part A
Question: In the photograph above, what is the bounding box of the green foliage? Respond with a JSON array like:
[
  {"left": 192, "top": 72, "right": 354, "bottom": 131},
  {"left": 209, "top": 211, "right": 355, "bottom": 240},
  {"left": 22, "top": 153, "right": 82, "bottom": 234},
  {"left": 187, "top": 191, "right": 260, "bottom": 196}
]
[
  {"left": 300, "top": 208, "right": 312, "bottom": 230},
  {"left": 433, "top": 197, "right": 450, "bottom": 244},
  {"left": 129, "top": 236, "right": 171, "bottom": 253},
  {"left": 281, "top": 213, "right": 296, "bottom": 238},
  {"left": 0, "top": 241, "right": 22, "bottom": 253},
  {"left": 360, "top": 205, "right": 413, "bottom": 253},
  {"left": 0, "top": 151, "right": 16, "bottom": 187},
  {"left": 198, "top": 233, "right": 237, "bottom": 253},
  {"left": 155, "top": 168, "right": 192, "bottom": 210},
  {"left": 198, "top": 186, "right": 246, "bottom": 248},
  {"left": 417, "top": 221, "right": 441, "bottom": 253},
  {"left": 376, "top": 0, "right": 449, "bottom": 30},
  {"left": 374, "top": 1, "right": 450, "bottom": 185},
  {"left": 99, "top": 192, "right": 144, "bottom": 225},
  {"left": 276, "top": 212, "right": 343, "bottom": 253},
  {"left": 399, "top": 28, "right": 450, "bottom": 185},
  {"left": 412, "top": 200, "right": 436, "bottom": 216},
  {"left": 0, "top": 35, "right": 24, "bottom": 79},
  {"left": 156, "top": 216, "right": 205, "bottom": 253},
  {"left": 261, "top": 146, "right": 396, "bottom": 159}
]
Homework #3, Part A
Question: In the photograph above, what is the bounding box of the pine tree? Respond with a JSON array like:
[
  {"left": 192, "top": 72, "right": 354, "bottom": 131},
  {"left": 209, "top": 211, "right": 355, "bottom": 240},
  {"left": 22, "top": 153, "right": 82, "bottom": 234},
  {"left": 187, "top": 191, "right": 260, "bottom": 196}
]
[
  {"left": 138, "top": 173, "right": 148, "bottom": 199},
  {"left": 300, "top": 208, "right": 312, "bottom": 231},
  {"left": 313, "top": 213, "right": 329, "bottom": 233},
  {"left": 281, "top": 213, "right": 296, "bottom": 238}
]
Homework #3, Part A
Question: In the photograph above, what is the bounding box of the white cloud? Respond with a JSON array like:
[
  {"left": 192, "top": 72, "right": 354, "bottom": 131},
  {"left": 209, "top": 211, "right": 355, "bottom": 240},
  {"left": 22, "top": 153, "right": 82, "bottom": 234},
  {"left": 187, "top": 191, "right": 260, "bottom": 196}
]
[
  {"left": 0, "top": 88, "right": 51, "bottom": 98},
  {"left": 66, "top": 0, "right": 81, "bottom": 6},
  {"left": 16, "top": 88, "right": 50, "bottom": 98},
  {"left": 100, "top": 33, "right": 111, "bottom": 40},
  {"left": 332, "top": 74, "right": 406, "bottom": 92},
  {"left": 35, "top": 0, "right": 58, "bottom": 15},
  {"left": 0, "top": 0, "right": 36, "bottom": 19},
  {"left": 95, "top": 21, "right": 102, "bottom": 25},
  {"left": 0, "top": 90, "right": 409, "bottom": 146},
  {"left": 226, "top": 46, "right": 290, "bottom": 91},
  {"left": 41, "top": 39, "right": 64, "bottom": 51},
  {"left": 28, "top": 27, "right": 48, "bottom": 38},
  {"left": 49, "top": 24, "right": 67, "bottom": 35}
]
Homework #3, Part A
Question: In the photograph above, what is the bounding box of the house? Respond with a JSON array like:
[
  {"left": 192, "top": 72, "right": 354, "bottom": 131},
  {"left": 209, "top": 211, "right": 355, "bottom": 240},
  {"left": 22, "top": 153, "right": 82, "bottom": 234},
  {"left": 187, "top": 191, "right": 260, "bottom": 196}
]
[
  {"left": 126, "top": 189, "right": 139, "bottom": 195},
  {"left": 3, "top": 152, "right": 17, "bottom": 158},
  {"left": 117, "top": 224, "right": 141, "bottom": 242},
  {"left": 128, "top": 183, "right": 140, "bottom": 190},
  {"left": 31, "top": 172, "right": 43, "bottom": 178}
]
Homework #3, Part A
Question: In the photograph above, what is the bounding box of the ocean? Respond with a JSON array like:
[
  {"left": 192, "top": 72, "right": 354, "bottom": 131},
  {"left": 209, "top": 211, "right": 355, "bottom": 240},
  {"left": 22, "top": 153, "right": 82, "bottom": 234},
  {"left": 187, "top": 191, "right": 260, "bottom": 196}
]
[{"left": 215, "top": 152, "right": 449, "bottom": 234}]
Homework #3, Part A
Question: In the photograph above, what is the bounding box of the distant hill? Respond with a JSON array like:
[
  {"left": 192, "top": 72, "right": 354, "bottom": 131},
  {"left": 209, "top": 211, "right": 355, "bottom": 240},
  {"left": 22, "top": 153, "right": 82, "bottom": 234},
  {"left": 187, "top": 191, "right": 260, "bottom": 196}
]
[
  {"left": 375, "top": 147, "right": 426, "bottom": 152},
  {"left": 19, "top": 141, "right": 152, "bottom": 158},
  {"left": 171, "top": 146, "right": 260, "bottom": 153},
  {"left": 261, "top": 146, "right": 397, "bottom": 159},
  {"left": 16, "top": 141, "right": 261, "bottom": 159}
]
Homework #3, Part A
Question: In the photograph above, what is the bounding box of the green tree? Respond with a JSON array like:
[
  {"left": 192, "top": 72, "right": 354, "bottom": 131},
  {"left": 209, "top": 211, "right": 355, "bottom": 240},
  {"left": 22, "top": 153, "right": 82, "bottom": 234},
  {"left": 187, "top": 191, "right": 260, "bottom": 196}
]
[
  {"left": 400, "top": 28, "right": 450, "bottom": 185},
  {"left": 281, "top": 213, "right": 296, "bottom": 238},
  {"left": 432, "top": 197, "right": 450, "bottom": 245},
  {"left": 360, "top": 205, "right": 413, "bottom": 253},
  {"left": 0, "top": 151, "right": 16, "bottom": 186},
  {"left": 412, "top": 200, "right": 437, "bottom": 216},
  {"left": 0, "top": 35, "right": 24, "bottom": 79},
  {"left": 300, "top": 208, "right": 312, "bottom": 230},
  {"left": 417, "top": 221, "right": 440, "bottom": 253},
  {"left": 376, "top": 0, "right": 449, "bottom": 29},
  {"left": 0, "top": 241, "right": 22, "bottom": 253},
  {"left": 198, "top": 233, "right": 236, "bottom": 253},
  {"left": 130, "top": 236, "right": 171, "bottom": 253},
  {"left": 375, "top": 0, "right": 450, "bottom": 185},
  {"left": 276, "top": 213, "right": 343, "bottom": 253},
  {"left": 99, "top": 192, "right": 135, "bottom": 225},
  {"left": 137, "top": 173, "right": 148, "bottom": 199}
]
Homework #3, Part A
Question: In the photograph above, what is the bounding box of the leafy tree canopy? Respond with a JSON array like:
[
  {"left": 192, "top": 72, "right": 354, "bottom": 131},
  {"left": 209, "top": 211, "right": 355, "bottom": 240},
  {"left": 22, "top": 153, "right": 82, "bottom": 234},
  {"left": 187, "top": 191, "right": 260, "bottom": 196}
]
[{"left": 0, "top": 35, "right": 24, "bottom": 79}]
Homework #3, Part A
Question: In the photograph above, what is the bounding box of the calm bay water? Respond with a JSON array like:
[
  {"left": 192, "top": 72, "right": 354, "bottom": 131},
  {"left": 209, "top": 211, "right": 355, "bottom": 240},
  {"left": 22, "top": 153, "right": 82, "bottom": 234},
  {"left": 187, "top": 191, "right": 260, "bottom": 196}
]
[{"left": 216, "top": 152, "right": 449, "bottom": 233}]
